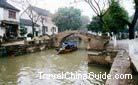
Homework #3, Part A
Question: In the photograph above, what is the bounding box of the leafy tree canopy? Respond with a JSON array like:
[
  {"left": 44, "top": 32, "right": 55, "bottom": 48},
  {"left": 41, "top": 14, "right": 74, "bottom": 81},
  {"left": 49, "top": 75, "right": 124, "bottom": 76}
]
[
  {"left": 87, "top": 16, "right": 102, "bottom": 32},
  {"left": 53, "top": 7, "right": 82, "bottom": 32},
  {"left": 104, "top": 1, "right": 129, "bottom": 33},
  {"left": 88, "top": 1, "right": 129, "bottom": 34}
]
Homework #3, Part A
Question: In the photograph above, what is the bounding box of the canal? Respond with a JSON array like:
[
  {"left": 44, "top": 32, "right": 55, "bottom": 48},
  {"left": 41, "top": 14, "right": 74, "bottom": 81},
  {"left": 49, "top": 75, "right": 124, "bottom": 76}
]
[
  {"left": 1, "top": 39, "right": 137, "bottom": 85},
  {"left": 0, "top": 44, "right": 109, "bottom": 85}
]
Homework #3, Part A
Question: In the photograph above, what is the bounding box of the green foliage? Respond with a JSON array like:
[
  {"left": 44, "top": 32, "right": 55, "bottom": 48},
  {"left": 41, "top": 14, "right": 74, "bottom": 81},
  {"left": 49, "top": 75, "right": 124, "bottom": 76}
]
[
  {"left": 104, "top": 1, "right": 129, "bottom": 33},
  {"left": 52, "top": 7, "right": 82, "bottom": 32},
  {"left": 87, "top": 16, "right": 102, "bottom": 32},
  {"left": 88, "top": 1, "right": 129, "bottom": 34},
  {"left": 20, "top": 26, "right": 27, "bottom": 36}
]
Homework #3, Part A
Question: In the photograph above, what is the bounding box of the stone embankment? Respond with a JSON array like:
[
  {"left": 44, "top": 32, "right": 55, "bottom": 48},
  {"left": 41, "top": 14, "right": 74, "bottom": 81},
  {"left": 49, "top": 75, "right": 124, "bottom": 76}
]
[
  {"left": 0, "top": 37, "right": 54, "bottom": 57},
  {"left": 88, "top": 42, "right": 133, "bottom": 85},
  {"left": 106, "top": 50, "right": 132, "bottom": 85},
  {"left": 88, "top": 50, "right": 117, "bottom": 67}
]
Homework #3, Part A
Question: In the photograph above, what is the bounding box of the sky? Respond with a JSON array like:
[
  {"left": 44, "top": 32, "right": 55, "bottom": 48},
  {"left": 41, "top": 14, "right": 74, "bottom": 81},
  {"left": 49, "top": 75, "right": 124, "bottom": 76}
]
[{"left": 8, "top": 0, "right": 135, "bottom": 20}]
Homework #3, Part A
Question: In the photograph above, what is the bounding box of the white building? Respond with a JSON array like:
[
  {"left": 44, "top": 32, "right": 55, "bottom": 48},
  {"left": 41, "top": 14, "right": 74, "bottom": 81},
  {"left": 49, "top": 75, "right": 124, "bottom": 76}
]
[
  {"left": 20, "top": 19, "right": 40, "bottom": 36},
  {"left": 20, "top": 6, "right": 58, "bottom": 36},
  {"left": 0, "top": 0, "right": 20, "bottom": 37}
]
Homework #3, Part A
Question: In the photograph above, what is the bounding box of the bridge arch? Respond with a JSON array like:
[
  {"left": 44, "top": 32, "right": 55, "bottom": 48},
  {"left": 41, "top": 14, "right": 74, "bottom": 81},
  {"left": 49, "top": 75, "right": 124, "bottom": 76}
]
[
  {"left": 60, "top": 33, "right": 90, "bottom": 47},
  {"left": 54, "top": 31, "right": 109, "bottom": 51},
  {"left": 54, "top": 31, "right": 90, "bottom": 47}
]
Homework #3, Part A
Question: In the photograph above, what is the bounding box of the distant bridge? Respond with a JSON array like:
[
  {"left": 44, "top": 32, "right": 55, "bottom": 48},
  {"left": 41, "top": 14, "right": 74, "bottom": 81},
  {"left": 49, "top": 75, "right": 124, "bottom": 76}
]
[{"left": 53, "top": 31, "right": 109, "bottom": 51}]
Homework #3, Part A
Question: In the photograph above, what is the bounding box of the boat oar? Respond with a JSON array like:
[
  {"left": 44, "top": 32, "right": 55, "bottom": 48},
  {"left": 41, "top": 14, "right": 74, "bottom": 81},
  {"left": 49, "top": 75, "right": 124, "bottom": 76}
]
[
  {"left": 56, "top": 48, "right": 64, "bottom": 55},
  {"left": 56, "top": 48, "right": 62, "bottom": 55}
]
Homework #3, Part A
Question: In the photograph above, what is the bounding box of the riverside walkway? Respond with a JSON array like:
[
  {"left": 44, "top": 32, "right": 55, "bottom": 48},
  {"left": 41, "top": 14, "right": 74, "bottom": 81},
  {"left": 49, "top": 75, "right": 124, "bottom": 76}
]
[
  {"left": 2, "top": 40, "right": 25, "bottom": 46},
  {"left": 116, "top": 38, "right": 138, "bottom": 72},
  {"left": 106, "top": 39, "right": 137, "bottom": 85}
]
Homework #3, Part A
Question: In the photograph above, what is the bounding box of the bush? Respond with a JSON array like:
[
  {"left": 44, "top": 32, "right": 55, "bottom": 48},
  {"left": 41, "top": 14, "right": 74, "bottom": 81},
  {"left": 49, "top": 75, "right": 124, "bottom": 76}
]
[
  {"left": 27, "top": 33, "right": 34, "bottom": 38},
  {"left": 20, "top": 26, "right": 27, "bottom": 36}
]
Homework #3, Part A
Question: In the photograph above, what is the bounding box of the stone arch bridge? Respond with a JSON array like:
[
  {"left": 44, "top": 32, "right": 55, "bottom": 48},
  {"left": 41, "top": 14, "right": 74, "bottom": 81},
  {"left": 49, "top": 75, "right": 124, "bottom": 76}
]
[{"left": 53, "top": 31, "right": 109, "bottom": 51}]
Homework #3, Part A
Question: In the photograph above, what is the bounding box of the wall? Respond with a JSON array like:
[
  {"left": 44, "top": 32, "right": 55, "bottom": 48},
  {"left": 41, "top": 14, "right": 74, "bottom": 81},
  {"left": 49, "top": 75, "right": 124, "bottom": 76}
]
[
  {"left": 0, "top": 7, "right": 4, "bottom": 20},
  {"left": 46, "top": 17, "right": 58, "bottom": 35},
  {"left": 25, "top": 26, "right": 32, "bottom": 34},
  {"left": 106, "top": 50, "right": 131, "bottom": 85},
  {"left": 37, "top": 16, "right": 58, "bottom": 35},
  {"left": 0, "top": 7, "right": 5, "bottom": 37},
  {"left": 3, "top": 9, "right": 19, "bottom": 22},
  {"left": 0, "top": 6, "right": 19, "bottom": 37},
  {"left": 21, "top": 10, "right": 58, "bottom": 36},
  {"left": 23, "top": 26, "right": 40, "bottom": 37},
  {"left": 0, "top": 27, "right": 5, "bottom": 37}
]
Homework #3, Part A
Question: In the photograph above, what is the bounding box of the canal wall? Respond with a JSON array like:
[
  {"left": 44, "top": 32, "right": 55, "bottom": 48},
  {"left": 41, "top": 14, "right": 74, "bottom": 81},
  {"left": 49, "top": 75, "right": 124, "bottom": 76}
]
[
  {"left": 88, "top": 42, "right": 134, "bottom": 85},
  {"left": 0, "top": 39, "right": 54, "bottom": 57},
  {"left": 88, "top": 50, "right": 117, "bottom": 67},
  {"left": 106, "top": 50, "right": 132, "bottom": 85}
]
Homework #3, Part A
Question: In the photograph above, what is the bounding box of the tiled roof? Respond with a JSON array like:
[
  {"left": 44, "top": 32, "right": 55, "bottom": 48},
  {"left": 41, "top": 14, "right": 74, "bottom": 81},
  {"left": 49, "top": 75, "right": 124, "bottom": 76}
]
[
  {"left": 20, "top": 19, "right": 40, "bottom": 27},
  {"left": 0, "top": 0, "right": 20, "bottom": 11},
  {"left": 29, "top": 6, "right": 49, "bottom": 16}
]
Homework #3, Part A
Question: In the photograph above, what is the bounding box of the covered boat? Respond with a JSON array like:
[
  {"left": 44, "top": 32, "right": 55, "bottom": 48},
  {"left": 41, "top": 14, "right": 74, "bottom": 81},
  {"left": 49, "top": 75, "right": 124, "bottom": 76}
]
[{"left": 57, "top": 41, "right": 78, "bottom": 54}]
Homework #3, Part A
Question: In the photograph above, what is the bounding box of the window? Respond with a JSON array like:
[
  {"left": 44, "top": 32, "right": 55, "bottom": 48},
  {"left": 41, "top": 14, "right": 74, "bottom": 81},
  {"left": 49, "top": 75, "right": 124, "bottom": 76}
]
[
  {"left": 42, "top": 26, "right": 48, "bottom": 35},
  {"left": 45, "top": 26, "right": 48, "bottom": 32},
  {"left": 9, "top": 11, "right": 16, "bottom": 19},
  {"left": 54, "top": 27, "right": 56, "bottom": 32},
  {"left": 51, "top": 27, "right": 56, "bottom": 32}
]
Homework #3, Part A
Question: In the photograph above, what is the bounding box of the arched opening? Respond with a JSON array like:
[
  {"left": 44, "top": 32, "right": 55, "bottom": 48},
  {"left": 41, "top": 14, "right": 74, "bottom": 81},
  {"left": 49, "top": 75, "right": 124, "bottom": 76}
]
[{"left": 60, "top": 33, "right": 87, "bottom": 49}]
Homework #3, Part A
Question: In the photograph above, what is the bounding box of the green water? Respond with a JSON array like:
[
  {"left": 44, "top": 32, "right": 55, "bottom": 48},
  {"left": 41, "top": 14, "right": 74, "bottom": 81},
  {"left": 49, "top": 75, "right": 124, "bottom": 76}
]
[{"left": 0, "top": 49, "right": 109, "bottom": 85}]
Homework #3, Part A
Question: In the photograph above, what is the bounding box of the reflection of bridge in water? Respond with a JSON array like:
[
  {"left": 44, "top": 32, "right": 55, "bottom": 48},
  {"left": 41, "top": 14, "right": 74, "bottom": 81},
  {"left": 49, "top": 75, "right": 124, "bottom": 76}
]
[{"left": 53, "top": 30, "right": 109, "bottom": 51}]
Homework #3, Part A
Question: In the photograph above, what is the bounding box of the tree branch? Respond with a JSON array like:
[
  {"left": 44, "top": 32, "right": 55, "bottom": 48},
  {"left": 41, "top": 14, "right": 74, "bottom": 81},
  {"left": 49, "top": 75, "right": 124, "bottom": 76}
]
[
  {"left": 93, "top": 0, "right": 102, "bottom": 14},
  {"left": 84, "top": 0, "right": 99, "bottom": 15}
]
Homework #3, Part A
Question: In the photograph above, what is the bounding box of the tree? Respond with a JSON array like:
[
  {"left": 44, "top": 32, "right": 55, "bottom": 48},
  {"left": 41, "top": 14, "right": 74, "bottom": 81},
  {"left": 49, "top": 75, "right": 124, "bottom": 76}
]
[
  {"left": 20, "top": 26, "right": 27, "bottom": 36},
  {"left": 25, "top": 6, "right": 41, "bottom": 36},
  {"left": 103, "top": 1, "right": 129, "bottom": 34},
  {"left": 52, "top": 7, "right": 82, "bottom": 32},
  {"left": 83, "top": 0, "right": 112, "bottom": 34},
  {"left": 11, "top": 0, "right": 40, "bottom": 37},
  {"left": 87, "top": 16, "right": 102, "bottom": 32},
  {"left": 87, "top": 0, "right": 129, "bottom": 34},
  {"left": 114, "top": 0, "right": 138, "bottom": 39},
  {"left": 134, "top": 20, "right": 138, "bottom": 31},
  {"left": 128, "top": 0, "right": 138, "bottom": 39},
  {"left": 82, "top": 0, "right": 138, "bottom": 39}
]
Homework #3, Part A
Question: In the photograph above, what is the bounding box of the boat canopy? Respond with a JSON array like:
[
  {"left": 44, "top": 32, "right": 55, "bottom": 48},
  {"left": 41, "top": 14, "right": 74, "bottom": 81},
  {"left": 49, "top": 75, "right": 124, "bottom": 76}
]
[
  {"left": 64, "top": 41, "right": 77, "bottom": 46},
  {"left": 61, "top": 41, "right": 77, "bottom": 48}
]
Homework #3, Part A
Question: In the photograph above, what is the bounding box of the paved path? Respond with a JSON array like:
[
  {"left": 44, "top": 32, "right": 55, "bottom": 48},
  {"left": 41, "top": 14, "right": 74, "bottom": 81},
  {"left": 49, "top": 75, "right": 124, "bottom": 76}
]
[
  {"left": 115, "top": 38, "right": 138, "bottom": 72},
  {"left": 2, "top": 40, "right": 25, "bottom": 46}
]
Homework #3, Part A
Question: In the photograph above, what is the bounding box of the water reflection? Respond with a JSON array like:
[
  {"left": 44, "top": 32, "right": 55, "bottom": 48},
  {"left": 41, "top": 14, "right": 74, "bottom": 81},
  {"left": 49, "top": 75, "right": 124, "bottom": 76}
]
[{"left": 0, "top": 49, "right": 109, "bottom": 85}]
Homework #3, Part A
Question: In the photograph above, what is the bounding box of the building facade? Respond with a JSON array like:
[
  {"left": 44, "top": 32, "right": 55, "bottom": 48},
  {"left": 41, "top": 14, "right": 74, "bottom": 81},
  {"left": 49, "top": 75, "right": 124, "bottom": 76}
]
[
  {"left": 20, "top": 6, "right": 58, "bottom": 36},
  {"left": 0, "top": 0, "right": 20, "bottom": 37},
  {"left": 20, "top": 19, "right": 40, "bottom": 36}
]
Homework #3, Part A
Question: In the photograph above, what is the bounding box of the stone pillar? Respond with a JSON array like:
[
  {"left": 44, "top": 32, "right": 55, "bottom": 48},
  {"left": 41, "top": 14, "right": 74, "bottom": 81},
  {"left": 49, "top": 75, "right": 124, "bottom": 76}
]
[{"left": 113, "top": 35, "right": 117, "bottom": 48}]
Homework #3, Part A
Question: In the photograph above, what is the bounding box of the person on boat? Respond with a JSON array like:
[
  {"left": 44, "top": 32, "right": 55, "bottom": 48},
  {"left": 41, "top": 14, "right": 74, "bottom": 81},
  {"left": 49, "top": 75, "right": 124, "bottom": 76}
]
[
  {"left": 59, "top": 43, "right": 67, "bottom": 51},
  {"left": 65, "top": 44, "right": 70, "bottom": 49}
]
